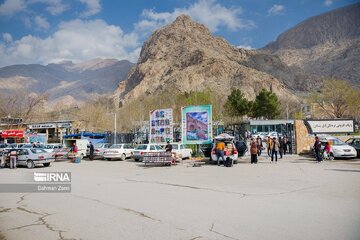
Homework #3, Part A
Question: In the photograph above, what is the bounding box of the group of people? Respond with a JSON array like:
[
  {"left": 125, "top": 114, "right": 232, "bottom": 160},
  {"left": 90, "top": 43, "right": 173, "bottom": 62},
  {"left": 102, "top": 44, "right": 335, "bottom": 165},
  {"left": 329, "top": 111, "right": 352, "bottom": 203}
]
[
  {"left": 313, "top": 136, "right": 331, "bottom": 162},
  {"left": 250, "top": 135, "right": 292, "bottom": 164}
]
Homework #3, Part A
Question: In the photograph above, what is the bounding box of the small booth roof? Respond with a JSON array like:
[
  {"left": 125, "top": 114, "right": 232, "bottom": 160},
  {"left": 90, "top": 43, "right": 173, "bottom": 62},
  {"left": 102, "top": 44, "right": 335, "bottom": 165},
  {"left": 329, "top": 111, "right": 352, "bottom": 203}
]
[{"left": 63, "top": 132, "right": 107, "bottom": 138}]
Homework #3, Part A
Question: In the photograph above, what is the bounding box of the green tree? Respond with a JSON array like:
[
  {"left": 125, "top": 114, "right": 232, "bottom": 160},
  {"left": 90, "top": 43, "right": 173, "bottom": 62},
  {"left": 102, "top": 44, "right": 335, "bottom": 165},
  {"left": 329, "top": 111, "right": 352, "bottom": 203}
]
[
  {"left": 252, "top": 89, "right": 280, "bottom": 119},
  {"left": 224, "top": 89, "right": 251, "bottom": 118},
  {"left": 308, "top": 78, "right": 360, "bottom": 119}
]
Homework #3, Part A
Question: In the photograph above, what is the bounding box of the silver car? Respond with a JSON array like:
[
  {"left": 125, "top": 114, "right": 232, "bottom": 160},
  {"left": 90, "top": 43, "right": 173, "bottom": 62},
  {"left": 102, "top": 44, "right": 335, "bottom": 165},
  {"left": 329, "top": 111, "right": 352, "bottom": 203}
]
[
  {"left": 131, "top": 144, "right": 163, "bottom": 162},
  {"left": 16, "top": 148, "right": 55, "bottom": 168}
]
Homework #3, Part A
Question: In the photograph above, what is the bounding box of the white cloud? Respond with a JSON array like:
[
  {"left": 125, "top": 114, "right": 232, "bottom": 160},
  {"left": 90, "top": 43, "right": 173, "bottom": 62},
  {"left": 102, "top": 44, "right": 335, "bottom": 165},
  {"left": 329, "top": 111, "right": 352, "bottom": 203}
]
[
  {"left": 0, "top": 19, "right": 140, "bottom": 67},
  {"left": 0, "top": 0, "right": 25, "bottom": 17},
  {"left": 268, "top": 4, "right": 285, "bottom": 16},
  {"left": 79, "top": 0, "right": 102, "bottom": 17},
  {"left": 237, "top": 45, "right": 253, "bottom": 50},
  {"left": 324, "top": 0, "right": 333, "bottom": 6},
  {"left": 2, "top": 33, "right": 13, "bottom": 43},
  {"left": 30, "top": 0, "right": 68, "bottom": 15},
  {"left": 34, "top": 16, "right": 50, "bottom": 30},
  {"left": 135, "top": 0, "right": 255, "bottom": 35}
]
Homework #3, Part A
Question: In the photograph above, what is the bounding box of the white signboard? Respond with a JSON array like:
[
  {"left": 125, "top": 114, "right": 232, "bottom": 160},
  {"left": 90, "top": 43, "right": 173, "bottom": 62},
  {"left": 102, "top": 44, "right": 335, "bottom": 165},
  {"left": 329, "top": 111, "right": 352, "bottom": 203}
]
[
  {"left": 149, "top": 108, "right": 173, "bottom": 144},
  {"left": 28, "top": 124, "right": 56, "bottom": 129},
  {"left": 306, "top": 120, "right": 354, "bottom": 134}
]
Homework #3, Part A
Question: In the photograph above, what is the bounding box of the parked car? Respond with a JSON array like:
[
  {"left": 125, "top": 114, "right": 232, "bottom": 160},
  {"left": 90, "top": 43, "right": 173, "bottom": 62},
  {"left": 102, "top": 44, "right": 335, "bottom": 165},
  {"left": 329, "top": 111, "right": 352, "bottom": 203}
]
[
  {"left": 345, "top": 137, "right": 360, "bottom": 157},
  {"left": 90, "top": 143, "right": 112, "bottom": 158},
  {"left": 43, "top": 144, "right": 63, "bottom": 153},
  {"left": 252, "top": 132, "right": 267, "bottom": 140},
  {"left": 210, "top": 133, "right": 238, "bottom": 164},
  {"left": 318, "top": 136, "right": 357, "bottom": 158},
  {"left": 234, "top": 139, "right": 248, "bottom": 157},
  {"left": 131, "top": 144, "right": 163, "bottom": 162},
  {"left": 266, "top": 132, "right": 283, "bottom": 139},
  {"left": 103, "top": 144, "right": 134, "bottom": 161},
  {"left": 170, "top": 143, "right": 192, "bottom": 159},
  {"left": 3, "top": 148, "right": 55, "bottom": 168}
]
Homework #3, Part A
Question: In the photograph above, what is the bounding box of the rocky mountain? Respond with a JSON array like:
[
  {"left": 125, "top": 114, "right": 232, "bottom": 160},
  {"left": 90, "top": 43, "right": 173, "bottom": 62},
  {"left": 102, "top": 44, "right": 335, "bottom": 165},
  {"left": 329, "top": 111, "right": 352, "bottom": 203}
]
[
  {"left": 265, "top": 3, "right": 360, "bottom": 87},
  {"left": 116, "top": 15, "right": 313, "bottom": 106},
  {"left": 0, "top": 58, "right": 133, "bottom": 106}
]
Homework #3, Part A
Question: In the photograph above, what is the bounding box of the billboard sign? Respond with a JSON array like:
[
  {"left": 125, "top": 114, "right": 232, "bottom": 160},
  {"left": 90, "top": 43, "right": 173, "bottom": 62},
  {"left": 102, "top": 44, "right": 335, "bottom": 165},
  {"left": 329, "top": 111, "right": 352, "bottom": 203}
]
[
  {"left": 1, "top": 130, "right": 24, "bottom": 138},
  {"left": 181, "top": 105, "right": 212, "bottom": 144},
  {"left": 305, "top": 119, "right": 355, "bottom": 134},
  {"left": 149, "top": 108, "right": 173, "bottom": 144}
]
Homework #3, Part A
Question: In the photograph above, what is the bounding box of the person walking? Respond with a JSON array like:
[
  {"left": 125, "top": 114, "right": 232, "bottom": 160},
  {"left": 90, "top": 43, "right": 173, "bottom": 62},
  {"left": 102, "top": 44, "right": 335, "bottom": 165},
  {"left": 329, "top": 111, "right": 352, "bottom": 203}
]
[
  {"left": 271, "top": 137, "right": 280, "bottom": 163},
  {"left": 266, "top": 136, "right": 272, "bottom": 156},
  {"left": 215, "top": 140, "right": 225, "bottom": 166},
  {"left": 279, "top": 137, "right": 285, "bottom": 159},
  {"left": 286, "top": 138, "right": 292, "bottom": 154},
  {"left": 313, "top": 136, "right": 322, "bottom": 162},
  {"left": 256, "top": 136, "right": 262, "bottom": 156},
  {"left": 250, "top": 138, "right": 258, "bottom": 164},
  {"left": 89, "top": 142, "right": 94, "bottom": 161},
  {"left": 9, "top": 148, "right": 17, "bottom": 169}
]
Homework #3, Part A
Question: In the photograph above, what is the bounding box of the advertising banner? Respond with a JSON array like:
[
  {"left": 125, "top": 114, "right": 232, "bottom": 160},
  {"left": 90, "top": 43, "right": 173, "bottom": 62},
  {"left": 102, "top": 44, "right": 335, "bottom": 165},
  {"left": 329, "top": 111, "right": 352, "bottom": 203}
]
[
  {"left": 1, "top": 130, "right": 24, "bottom": 138},
  {"left": 149, "top": 108, "right": 173, "bottom": 144},
  {"left": 181, "top": 105, "right": 212, "bottom": 144}
]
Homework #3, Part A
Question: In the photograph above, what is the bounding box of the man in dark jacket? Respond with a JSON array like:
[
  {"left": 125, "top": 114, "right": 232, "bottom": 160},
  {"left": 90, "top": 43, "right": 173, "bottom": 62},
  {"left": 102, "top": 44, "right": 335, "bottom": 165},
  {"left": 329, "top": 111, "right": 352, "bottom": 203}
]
[
  {"left": 89, "top": 142, "right": 94, "bottom": 161},
  {"left": 165, "top": 141, "right": 172, "bottom": 152},
  {"left": 279, "top": 137, "right": 285, "bottom": 159},
  {"left": 314, "top": 136, "right": 322, "bottom": 162}
]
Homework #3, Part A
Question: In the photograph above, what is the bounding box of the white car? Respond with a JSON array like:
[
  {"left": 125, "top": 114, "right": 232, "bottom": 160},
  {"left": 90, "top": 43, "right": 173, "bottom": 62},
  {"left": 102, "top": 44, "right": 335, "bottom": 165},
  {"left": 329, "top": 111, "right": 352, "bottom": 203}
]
[
  {"left": 170, "top": 143, "right": 192, "bottom": 159},
  {"left": 103, "top": 144, "right": 134, "bottom": 161},
  {"left": 131, "top": 144, "right": 163, "bottom": 162},
  {"left": 319, "top": 137, "right": 357, "bottom": 158},
  {"left": 210, "top": 133, "right": 238, "bottom": 164}
]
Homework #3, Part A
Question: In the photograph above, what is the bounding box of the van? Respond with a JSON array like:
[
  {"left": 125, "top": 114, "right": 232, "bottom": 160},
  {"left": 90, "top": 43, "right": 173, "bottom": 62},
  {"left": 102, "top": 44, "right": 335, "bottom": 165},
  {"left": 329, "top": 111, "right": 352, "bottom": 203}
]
[
  {"left": 63, "top": 139, "right": 89, "bottom": 159},
  {"left": 210, "top": 133, "right": 238, "bottom": 164}
]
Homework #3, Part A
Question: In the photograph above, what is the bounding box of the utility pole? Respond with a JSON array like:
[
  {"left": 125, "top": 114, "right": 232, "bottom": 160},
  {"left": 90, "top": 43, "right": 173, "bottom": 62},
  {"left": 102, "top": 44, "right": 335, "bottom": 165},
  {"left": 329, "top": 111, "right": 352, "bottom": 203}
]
[{"left": 114, "top": 112, "right": 117, "bottom": 144}]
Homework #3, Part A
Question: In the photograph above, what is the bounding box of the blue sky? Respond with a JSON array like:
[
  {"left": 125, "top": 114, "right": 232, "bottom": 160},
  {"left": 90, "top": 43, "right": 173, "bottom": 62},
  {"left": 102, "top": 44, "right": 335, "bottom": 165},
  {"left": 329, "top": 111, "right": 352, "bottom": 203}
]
[{"left": 0, "top": 0, "right": 357, "bottom": 67}]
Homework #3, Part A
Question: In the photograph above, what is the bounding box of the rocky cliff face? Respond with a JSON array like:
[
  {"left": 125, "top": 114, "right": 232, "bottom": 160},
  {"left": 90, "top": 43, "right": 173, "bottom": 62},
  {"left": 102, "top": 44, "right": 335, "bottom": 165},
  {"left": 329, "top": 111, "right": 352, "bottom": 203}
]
[
  {"left": 116, "top": 15, "right": 304, "bottom": 106},
  {"left": 0, "top": 58, "right": 133, "bottom": 106},
  {"left": 265, "top": 3, "right": 360, "bottom": 87}
]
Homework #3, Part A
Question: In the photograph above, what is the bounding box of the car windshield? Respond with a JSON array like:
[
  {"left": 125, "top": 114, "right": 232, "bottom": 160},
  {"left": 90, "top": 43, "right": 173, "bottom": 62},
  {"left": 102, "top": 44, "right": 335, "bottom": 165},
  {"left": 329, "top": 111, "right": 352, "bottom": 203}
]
[
  {"left": 110, "top": 144, "right": 122, "bottom": 149},
  {"left": 135, "top": 145, "right": 147, "bottom": 150},
  {"left": 44, "top": 145, "right": 53, "bottom": 149},
  {"left": 94, "top": 143, "right": 104, "bottom": 148},
  {"left": 331, "top": 139, "right": 346, "bottom": 146},
  {"left": 155, "top": 145, "right": 162, "bottom": 150},
  {"left": 31, "top": 149, "right": 47, "bottom": 154},
  {"left": 171, "top": 144, "right": 178, "bottom": 149}
]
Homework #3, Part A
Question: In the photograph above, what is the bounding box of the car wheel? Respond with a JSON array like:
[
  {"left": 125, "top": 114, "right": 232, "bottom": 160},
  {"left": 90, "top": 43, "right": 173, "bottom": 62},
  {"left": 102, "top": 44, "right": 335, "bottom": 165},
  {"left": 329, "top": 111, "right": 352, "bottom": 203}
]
[
  {"left": 27, "top": 160, "right": 35, "bottom": 169},
  {"left": 121, "top": 154, "right": 126, "bottom": 161},
  {"left": 134, "top": 158, "right": 139, "bottom": 162},
  {"left": 43, "top": 162, "right": 50, "bottom": 167}
]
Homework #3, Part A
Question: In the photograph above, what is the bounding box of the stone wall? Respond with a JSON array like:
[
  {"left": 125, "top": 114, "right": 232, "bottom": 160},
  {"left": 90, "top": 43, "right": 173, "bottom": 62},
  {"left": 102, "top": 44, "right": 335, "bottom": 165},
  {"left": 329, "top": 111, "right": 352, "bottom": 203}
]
[{"left": 294, "top": 120, "right": 314, "bottom": 154}]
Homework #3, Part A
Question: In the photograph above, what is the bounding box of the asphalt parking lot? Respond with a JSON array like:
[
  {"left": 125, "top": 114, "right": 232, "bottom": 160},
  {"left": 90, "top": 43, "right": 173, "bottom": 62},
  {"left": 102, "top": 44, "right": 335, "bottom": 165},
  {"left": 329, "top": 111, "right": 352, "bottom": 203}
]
[{"left": 1, "top": 154, "right": 360, "bottom": 240}]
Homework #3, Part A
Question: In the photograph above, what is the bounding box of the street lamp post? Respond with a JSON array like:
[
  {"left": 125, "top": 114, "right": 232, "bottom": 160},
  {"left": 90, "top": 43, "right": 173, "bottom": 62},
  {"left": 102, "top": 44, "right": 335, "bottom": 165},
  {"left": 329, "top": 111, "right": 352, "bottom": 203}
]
[{"left": 114, "top": 112, "right": 117, "bottom": 144}]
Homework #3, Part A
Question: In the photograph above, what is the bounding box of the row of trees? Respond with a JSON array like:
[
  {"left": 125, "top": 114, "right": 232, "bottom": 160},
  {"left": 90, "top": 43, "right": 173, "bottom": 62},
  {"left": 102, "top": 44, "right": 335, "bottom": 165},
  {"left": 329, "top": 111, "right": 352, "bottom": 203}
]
[{"left": 224, "top": 89, "right": 280, "bottom": 120}]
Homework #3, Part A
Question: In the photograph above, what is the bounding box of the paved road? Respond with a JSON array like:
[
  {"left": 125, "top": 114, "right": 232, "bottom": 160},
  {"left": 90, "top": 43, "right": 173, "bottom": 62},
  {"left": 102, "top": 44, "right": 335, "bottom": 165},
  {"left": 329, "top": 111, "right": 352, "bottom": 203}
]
[{"left": 1, "top": 155, "right": 360, "bottom": 240}]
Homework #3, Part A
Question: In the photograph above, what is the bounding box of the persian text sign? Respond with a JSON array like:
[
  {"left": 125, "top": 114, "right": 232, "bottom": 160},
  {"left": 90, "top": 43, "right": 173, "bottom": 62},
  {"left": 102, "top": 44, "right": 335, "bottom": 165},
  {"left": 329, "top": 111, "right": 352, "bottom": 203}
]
[
  {"left": 1, "top": 130, "right": 24, "bottom": 138},
  {"left": 181, "top": 105, "right": 212, "bottom": 144},
  {"left": 305, "top": 119, "right": 354, "bottom": 134},
  {"left": 150, "top": 108, "right": 173, "bottom": 144}
]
